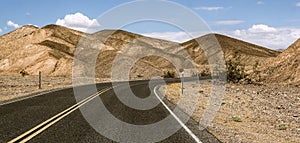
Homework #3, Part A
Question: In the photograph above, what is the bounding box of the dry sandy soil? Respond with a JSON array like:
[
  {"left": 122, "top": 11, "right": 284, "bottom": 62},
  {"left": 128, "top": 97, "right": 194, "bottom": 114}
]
[
  {"left": 0, "top": 75, "right": 72, "bottom": 103},
  {"left": 160, "top": 81, "right": 299, "bottom": 143},
  {"left": 0, "top": 75, "right": 111, "bottom": 103}
]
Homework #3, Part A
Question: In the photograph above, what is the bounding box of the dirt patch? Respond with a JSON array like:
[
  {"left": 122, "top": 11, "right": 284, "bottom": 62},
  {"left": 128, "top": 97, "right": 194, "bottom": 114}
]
[{"left": 160, "top": 81, "right": 300, "bottom": 143}]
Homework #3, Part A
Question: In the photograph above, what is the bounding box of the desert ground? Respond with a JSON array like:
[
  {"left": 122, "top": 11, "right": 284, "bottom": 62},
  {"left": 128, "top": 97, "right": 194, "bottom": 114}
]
[
  {"left": 160, "top": 81, "right": 299, "bottom": 143},
  {"left": 0, "top": 75, "right": 111, "bottom": 103},
  {"left": 0, "top": 75, "right": 72, "bottom": 103}
]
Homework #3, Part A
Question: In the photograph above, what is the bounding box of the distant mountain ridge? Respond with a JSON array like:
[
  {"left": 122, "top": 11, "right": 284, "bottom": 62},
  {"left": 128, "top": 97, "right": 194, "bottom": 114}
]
[
  {"left": 181, "top": 34, "right": 279, "bottom": 66},
  {"left": 1, "top": 24, "right": 295, "bottom": 84}
]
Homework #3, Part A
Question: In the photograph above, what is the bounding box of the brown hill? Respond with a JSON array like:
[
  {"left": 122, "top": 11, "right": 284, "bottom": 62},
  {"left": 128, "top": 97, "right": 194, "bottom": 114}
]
[
  {"left": 262, "top": 38, "right": 300, "bottom": 84},
  {"left": 0, "top": 25, "right": 179, "bottom": 79},
  {"left": 0, "top": 24, "right": 83, "bottom": 76},
  {"left": 177, "top": 34, "right": 280, "bottom": 78},
  {"left": 0, "top": 24, "right": 281, "bottom": 82},
  {"left": 181, "top": 34, "right": 280, "bottom": 65}
]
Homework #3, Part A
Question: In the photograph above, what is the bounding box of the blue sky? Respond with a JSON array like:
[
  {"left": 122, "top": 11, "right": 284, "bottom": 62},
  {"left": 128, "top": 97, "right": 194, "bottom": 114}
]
[{"left": 1, "top": 0, "right": 300, "bottom": 49}]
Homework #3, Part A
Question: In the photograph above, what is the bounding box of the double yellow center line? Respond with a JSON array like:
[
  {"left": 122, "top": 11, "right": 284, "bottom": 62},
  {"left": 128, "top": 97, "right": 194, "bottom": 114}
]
[{"left": 8, "top": 86, "right": 112, "bottom": 143}]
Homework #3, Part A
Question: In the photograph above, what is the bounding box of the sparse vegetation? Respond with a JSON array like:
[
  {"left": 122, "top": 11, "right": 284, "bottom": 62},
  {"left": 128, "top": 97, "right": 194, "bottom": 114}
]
[
  {"left": 253, "top": 60, "right": 259, "bottom": 73},
  {"left": 226, "top": 52, "right": 251, "bottom": 83},
  {"left": 278, "top": 124, "right": 288, "bottom": 130},
  {"left": 251, "top": 60, "right": 262, "bottom": 82},
  {"left": 200, "top": 70, "right": 210, "bottom": 77},
  {"left": 226, "top": 60, "right": 249, "bottom": 83},
  {"left": 20, "top": 69, "right": 29, "bottom": 77},
  {"left": 152, "top": 82, "right": 300, "bottom": 142},
  {"left": 232, "top": 116, "right": 242, "bottom": 122},
  {"left": 162, "top": 70, "right": 175, "bottom": 78}
]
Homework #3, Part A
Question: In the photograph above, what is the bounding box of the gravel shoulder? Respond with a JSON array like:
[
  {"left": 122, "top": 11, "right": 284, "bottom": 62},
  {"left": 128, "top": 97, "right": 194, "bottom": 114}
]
[
  {"left": 0, "top": 75, "right": 73, "bottom": 103},
  {"left": 160, "top": 81, "right": 300, "bottom": 143},
  {"left": 0, "top": 75, "right": 110, "bottom": 104}
]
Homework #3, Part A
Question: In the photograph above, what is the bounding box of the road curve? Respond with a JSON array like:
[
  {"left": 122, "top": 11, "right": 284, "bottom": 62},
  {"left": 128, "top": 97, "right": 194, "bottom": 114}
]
[{"left": 0, "top": 79, "right": 221, "bottom": 143}]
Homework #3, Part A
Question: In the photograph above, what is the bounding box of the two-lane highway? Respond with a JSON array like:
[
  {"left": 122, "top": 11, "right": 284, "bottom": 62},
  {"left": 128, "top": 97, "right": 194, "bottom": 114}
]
[{"left": 0, "top": 80, "right": 221, "bottom": 143}]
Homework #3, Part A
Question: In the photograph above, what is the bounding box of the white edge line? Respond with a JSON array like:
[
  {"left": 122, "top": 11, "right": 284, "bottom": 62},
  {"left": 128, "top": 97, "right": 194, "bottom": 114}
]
[{"left": 154, "top": 85, "right": 202, "bottom": 143}]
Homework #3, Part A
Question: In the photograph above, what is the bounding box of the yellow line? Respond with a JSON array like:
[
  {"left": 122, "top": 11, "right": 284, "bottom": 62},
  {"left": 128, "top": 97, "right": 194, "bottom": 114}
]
[
  {"left": 8, "top": 87, "right": 112, "bottom": 143},
  {"left": 20, "top": 88, "right": 111, "bottom": 143}
]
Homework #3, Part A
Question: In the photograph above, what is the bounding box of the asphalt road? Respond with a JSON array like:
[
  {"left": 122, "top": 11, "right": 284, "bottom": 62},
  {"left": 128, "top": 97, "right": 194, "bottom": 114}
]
[{"left": 0, "top": 79, "right": 221, "bottom": 143}]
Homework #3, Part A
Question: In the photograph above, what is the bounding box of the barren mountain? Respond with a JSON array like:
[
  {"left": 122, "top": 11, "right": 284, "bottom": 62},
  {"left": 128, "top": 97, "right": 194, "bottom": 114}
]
[
  {"left": 0, "top": 25, "right": 179, "bottom": 79},
  {"left": 0, "top": 25, "right": 83, "bottom": 76},
  {"left": 0, "top": 24, "right": 282, "bottom": 81},
  {"left": 262, "top": 38, "right": 300, "bottom": 84},
  {"left": 181, "top": 34, "right": 280, "bottom": 65}
]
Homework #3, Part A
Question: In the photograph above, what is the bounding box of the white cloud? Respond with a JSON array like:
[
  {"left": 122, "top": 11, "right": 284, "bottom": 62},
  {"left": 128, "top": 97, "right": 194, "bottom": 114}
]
[
  {"left": 257, "top": 1, "right": 264, "bottom": 5},
  {"left": 194, "top": 6, "right": 224, "bottom": 11},
  {"left": 142, "top": 31, "right": 207, "bottom": 43},
  {"left": 7, "top": 20, "right": 20, "bottom": 28},
  {"left": 248, "top": 24, "right": 277, "bottom": 33},
  {"left": 0, "top": 28, "right": 2, "bottom": 33},
  {"left": 296, "top": 2, "right": 300, "bottom": 7},
  {"left": 219, "top": 24, "right": 300, "bottom": 49},
  {"left": 27, "top": 24, "right": 39, "bottom": 27},
  {"left": 214, "top": 20, "right": 244, "bottom": 25},
  {"left": 56, "top": 12, "right": 100, "bottom": 32}
]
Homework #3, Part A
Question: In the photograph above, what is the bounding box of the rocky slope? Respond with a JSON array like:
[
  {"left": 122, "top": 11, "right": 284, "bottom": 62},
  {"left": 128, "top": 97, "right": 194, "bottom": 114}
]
[
  {"left": 181, "top": 34, "right": 280, "bottom": 66},
  {"left": 0, "top": 25, "right": 83, "bottom": 76},
  {"left": 0, "top": 25, "right": 179, "bottom": 79},
  {"left": 262, "top": 38, "right": 300, "bottom": 84},
  {"left": 162, "top": 82, "right": 300, "bottom": 143},
  {"left": 0, "top": 24, "right": 284, "bottom": 82}
]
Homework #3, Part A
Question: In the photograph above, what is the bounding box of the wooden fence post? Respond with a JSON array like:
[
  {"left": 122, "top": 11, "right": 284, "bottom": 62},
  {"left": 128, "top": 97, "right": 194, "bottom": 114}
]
[{"left": 38, "top": 71, "right": 42, "bottom": 89}]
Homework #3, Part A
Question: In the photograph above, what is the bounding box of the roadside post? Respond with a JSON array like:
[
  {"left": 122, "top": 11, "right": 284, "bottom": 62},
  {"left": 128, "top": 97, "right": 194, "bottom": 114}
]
[
  {"left": 38, "top": 71, "right": 42, "bottom": 89},
  {"left": 179, "top": 68, "right": 184, "bottom": 95}
]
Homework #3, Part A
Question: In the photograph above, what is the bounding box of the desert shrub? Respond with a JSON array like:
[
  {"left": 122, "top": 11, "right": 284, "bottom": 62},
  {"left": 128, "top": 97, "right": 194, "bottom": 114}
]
[
  {"left": 232, "top": 116, "right": 242, "bottom": 122},
  {"left": 277, "top": 124, "right": 288, "bottom": 130},
  {"left": 226, "top": 60, "right": 250, "bottom": 83},
  {"left": 200, "top": 70, "right": 210, "bottom": 77},
  {"left": 251, "top": 60, "right": 262, "bottom": 82},
  {"left": 253, "top": 60, "right": 259, "bottom": 73},
  {"left": 162, "top": 71, "right": 175, "bottom": 78},
  {"left": 20, "top": 69, "right": 29, "bottom": 77}
]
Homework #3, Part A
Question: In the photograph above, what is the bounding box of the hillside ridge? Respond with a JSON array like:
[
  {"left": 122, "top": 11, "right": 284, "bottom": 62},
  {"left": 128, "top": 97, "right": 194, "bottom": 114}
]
[{"left": 1, "top": 24, "right": 296, "bottom": 84}]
